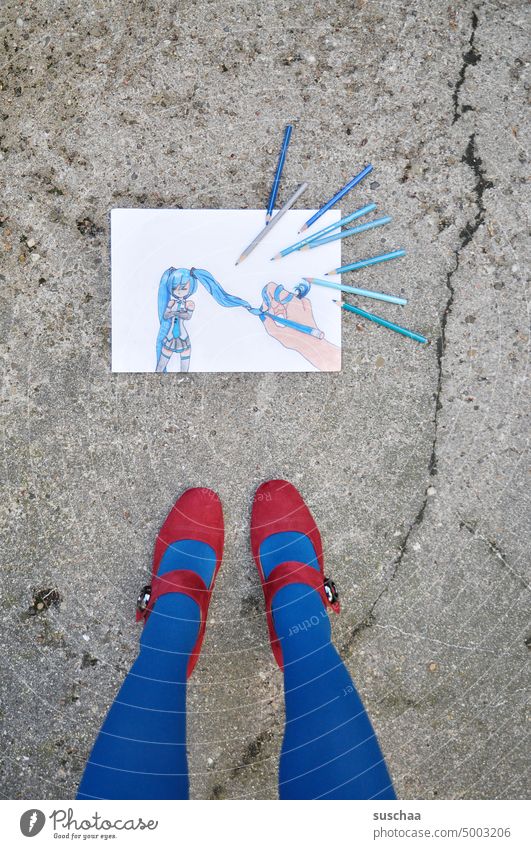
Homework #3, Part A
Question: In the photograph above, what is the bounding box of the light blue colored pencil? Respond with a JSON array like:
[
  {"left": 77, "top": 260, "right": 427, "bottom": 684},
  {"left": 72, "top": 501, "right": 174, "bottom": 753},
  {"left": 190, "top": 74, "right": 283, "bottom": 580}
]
[
  {"left": 304, "top": 277, "right": 406, "bottom": 306},
  {"left": 326, "top": 249, "right": 406, "bottom": 275},
  {"left": 301, "top": 215, "right": 392, "bottom": 251},
  {"left": 271, "top": 203, "right": 377, "bottom": 260},
  {"left": 336, "top": 301, "right": 427, "bottom": 344}
]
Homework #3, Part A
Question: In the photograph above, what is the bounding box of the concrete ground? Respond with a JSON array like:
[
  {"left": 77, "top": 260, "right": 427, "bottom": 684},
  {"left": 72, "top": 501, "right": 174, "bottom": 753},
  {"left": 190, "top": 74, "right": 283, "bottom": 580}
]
[{"left": 1, "top": 0, "right": 529, "bottom": 800}]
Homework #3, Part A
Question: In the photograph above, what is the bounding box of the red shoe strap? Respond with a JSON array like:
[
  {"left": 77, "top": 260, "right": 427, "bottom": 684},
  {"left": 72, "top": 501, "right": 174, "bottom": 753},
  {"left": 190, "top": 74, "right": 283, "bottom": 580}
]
[
  {"left": 145, "top": 569, "right": 210, "bottom": 620},
  {"left": 262, "top": 561, "right": 333, "bottom": 614}
]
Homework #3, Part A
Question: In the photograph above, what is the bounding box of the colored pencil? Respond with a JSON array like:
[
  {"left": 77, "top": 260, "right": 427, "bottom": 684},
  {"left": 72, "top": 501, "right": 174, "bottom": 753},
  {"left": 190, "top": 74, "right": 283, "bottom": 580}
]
[
  {"left": 261, "top": 311, "right": 323, "bottom": 338},
  {"left": 301, "top": 215, "right": 392, "bottom": 251},
  {"left": 266, "top": 125, "right": 293, "bottom": 222},
  {"left": 326, "top": 249, "right": 405, "bottom": 275},
  {"left": 299, "top": 164, "right": 373, "bottom": 233},
  {"left": 236, "top": 182, "right": 308, "bottom": 264},
  {"left": 304, "top": 277, "right": 406, "bottom": 306},
  {"left": 271, "top": 203, "right": 377, "bottom": 260},
  {"left": 335, "top": 301, "right": 427, "bottom": 344}
]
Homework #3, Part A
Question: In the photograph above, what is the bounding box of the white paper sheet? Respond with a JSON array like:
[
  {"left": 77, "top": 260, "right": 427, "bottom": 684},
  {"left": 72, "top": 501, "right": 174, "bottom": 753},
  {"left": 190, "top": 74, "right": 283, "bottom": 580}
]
[{"left": 111, "top": 209, "right": 341, "bottom": 373}]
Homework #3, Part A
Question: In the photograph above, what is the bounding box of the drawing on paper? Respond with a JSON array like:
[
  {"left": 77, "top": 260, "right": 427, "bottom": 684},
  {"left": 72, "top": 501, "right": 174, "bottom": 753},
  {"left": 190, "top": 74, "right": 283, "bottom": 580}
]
[{"left": 111, "top": 208, "right": 342, "bottom": 373}]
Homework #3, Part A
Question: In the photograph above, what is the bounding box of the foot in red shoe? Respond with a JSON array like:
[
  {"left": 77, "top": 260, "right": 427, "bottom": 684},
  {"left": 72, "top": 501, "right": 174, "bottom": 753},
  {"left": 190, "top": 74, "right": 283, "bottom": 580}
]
[
  {"left": 136, "top": 487, "right": 224, "bottom": 678},
  {"left": 250, "top": 479, "right": 339, "bottom": 668}
]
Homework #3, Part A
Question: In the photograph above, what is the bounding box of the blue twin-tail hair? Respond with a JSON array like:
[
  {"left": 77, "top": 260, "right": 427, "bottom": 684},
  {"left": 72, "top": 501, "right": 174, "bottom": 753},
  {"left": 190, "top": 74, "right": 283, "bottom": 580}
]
[{"left": 156, "top": 267, "right": 261, "bottom": 362}]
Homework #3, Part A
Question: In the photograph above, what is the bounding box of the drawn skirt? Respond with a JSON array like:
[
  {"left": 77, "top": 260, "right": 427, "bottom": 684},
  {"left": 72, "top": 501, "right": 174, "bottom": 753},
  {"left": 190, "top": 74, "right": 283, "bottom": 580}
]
[{"left": 163, "top": 333, "right": 190, "bottom": 353}]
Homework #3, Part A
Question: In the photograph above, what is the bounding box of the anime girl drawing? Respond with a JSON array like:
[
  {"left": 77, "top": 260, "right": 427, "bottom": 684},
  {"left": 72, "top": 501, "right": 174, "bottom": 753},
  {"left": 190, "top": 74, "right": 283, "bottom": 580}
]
[
  {"left": 155, "top": 267, "right": 258, "bottom": 373},
  {"left": 155, "top": 267, "right": 340, "bottom": 372},
  {"left": 155, "top": 268, "right": 196, "bottom": 373}
]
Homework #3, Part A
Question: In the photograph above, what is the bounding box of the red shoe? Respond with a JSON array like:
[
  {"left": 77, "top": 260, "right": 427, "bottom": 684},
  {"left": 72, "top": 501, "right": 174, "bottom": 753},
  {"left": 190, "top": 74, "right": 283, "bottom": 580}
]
[
  {"left": 250, "top": 479, "right": 340, "bottom": 669},
  {"left": 136, "top": 487, "right": 224, "bottom": 679}
]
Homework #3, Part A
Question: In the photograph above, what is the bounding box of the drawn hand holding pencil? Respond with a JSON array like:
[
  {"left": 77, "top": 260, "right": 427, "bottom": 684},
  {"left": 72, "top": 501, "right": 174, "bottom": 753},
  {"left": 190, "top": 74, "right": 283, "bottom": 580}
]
[{"left": 260, "top": 282, "right": 340, "bottom": 371}]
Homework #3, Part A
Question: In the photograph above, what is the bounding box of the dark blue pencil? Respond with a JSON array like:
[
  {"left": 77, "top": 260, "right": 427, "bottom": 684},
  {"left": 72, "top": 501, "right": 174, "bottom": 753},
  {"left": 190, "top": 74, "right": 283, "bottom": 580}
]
[
  {"left": 299, "top": 164, "right": 373, "bottom": 233},
  {"left": 266, "top": 125, "right": 293, "bottom": 222}
]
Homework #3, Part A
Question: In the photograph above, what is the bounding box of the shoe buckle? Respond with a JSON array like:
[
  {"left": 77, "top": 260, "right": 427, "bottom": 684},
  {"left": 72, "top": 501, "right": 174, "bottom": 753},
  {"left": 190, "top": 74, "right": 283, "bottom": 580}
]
[
  {"left": 136, "top": 584, "right": 152, "bottom": 614},
  {"left": 323, "top": 576, "right": 339, "bottom": 605}
]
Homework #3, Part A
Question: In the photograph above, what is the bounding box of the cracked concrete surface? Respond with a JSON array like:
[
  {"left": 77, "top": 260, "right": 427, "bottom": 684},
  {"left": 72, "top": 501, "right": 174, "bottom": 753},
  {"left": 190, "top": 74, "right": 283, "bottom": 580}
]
[{"left": 1, "top": 1, "right": 529, "bottom": 799}]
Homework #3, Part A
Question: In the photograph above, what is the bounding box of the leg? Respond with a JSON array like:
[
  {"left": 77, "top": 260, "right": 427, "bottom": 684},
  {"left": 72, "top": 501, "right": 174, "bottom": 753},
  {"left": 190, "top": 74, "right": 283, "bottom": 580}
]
[
  {"left": 273, "top": 581, "right": 396, "bottom": 799},
  {"left": 77, "top": 519, "right": 220, "bottom": 799},
  {"left": 180, "top": 345, "right": 191, "bottom": 373},
  {"left": 155, "top": 347, "right": 173, "bottom": 373},
  {"left": 252, "top": 481, "right": 396, "bottom": 800}
]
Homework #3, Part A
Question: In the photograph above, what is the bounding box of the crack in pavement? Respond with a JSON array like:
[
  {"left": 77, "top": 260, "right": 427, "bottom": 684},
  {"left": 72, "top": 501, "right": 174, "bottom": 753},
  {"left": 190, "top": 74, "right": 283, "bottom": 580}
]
[
  {"left": 459, "top": 519, "right": 531, "bottom": 591},
  {"left": 340, "top": 493, "right": 429, "bottom": 658},
  {"left": 459, "top": 132, "right": 494, "bottom": 250},
  {"left": 341, "top": 14, "right": 497, "bottom": 657},
  {"left": 428, "top": 131, "right": 494, "bottom": 479},
  {"left": 452, "top": 10, "right": 481, "bottom": 124}
]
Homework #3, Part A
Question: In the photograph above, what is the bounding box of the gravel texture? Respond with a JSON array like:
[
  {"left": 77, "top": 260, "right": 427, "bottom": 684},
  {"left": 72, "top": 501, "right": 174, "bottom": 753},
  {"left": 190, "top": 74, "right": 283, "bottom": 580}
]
[{"left": 1, "top": 0, "right": 529, "bottom": 799}]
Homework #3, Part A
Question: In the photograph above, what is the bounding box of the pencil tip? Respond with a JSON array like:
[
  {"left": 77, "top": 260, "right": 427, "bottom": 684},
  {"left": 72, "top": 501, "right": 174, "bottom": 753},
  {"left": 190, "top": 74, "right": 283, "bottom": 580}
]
[
  {"left": 235, "top": 261, "right": 239, "bottom": 266},
  {"left": 298, "top": 224, "right": 308, "bottom": 234}
]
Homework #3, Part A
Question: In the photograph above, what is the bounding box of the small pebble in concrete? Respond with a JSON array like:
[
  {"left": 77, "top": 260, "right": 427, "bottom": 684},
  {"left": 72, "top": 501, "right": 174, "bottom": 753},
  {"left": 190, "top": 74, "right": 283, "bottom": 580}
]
[{"left": 27, "top": 587, "right": 61, "bottom": 616}]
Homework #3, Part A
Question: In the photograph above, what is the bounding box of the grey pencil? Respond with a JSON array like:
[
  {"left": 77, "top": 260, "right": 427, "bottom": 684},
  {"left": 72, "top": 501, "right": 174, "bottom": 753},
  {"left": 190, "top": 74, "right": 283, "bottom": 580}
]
[{"left": 236, "top": 182, "right": 308, "bottom": 264}]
